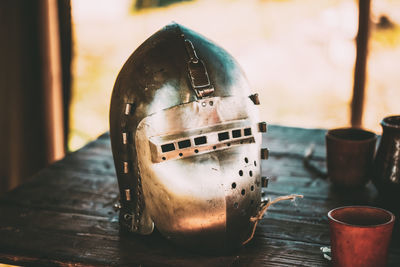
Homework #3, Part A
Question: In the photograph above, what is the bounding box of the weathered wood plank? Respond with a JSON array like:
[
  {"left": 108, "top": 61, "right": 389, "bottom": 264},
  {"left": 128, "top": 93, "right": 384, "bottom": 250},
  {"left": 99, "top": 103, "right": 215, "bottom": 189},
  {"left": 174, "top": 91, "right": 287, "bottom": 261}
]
[
  {"left": 0, "top": 208, "right": 329, "bottom": 267},
  {"left": 0, "top": 164, "right": 379, "bottom": 223},
  {"left": 266, "top": 175, "right": 378, "bottom": 201},
  {"left": 1, "top": 125, "right": 399, "bottom": 267},
  {"left": 1, "top": 203, "right": 398, "bottom": 266}
]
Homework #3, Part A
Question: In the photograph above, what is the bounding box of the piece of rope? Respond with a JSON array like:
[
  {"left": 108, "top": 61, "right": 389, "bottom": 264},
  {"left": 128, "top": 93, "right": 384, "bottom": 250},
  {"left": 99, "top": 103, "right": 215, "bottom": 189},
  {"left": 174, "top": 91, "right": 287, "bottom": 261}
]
[{"left": 242, "top": 194, "right": 304, "bottom": 245}]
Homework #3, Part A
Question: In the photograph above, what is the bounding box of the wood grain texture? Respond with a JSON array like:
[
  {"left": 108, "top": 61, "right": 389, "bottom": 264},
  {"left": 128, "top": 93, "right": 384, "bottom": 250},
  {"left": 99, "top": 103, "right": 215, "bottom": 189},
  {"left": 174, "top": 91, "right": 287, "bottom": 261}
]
[{"left": 0, "top": 125, "right": 399, "bottom": 266}]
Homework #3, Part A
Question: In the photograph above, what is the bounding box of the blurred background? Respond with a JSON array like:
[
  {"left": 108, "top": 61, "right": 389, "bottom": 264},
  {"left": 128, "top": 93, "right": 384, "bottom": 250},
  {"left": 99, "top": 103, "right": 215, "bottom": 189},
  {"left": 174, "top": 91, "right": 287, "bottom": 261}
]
[
  {"left": 69, "top": 0, "right": 400, "bottom": 150},
  {"left": 1, "top": 0, "right": 400, "bottom": 193}
]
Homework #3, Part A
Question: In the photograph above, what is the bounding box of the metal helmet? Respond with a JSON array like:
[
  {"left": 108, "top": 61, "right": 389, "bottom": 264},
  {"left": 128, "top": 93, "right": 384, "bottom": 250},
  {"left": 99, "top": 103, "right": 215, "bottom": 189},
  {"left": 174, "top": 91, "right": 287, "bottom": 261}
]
[{"left": 110, "top": 23, "right": 269, "bottom": 252}]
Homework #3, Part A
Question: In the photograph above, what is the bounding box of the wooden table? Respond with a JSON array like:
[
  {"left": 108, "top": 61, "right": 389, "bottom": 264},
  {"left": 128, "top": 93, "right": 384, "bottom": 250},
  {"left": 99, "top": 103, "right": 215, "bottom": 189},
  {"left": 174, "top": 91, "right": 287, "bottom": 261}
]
[{"left": 1, "top": 125, "right": 399, "bottom": 266}]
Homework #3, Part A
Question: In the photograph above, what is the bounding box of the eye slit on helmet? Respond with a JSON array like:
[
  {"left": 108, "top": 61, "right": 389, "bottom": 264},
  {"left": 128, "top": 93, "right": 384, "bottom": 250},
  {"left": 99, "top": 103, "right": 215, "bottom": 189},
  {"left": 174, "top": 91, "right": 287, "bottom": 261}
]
[
  {"left": 232, "top": 129, "right": 241, "bottom": 138},
  {"left": 161, "top": 143, "right": 175, "bottom": 153},
  {"left": 194, "top": 136, "right": 207, "bottom": 145},
  {"left": 244, "top": 128, "right": 252, "bottom": 136},
  {"left": 218, "top": 131, "right": 229, "bottom": 141},
  {"left": 178, "top": 139, "right": 191, "bottom": 149}
]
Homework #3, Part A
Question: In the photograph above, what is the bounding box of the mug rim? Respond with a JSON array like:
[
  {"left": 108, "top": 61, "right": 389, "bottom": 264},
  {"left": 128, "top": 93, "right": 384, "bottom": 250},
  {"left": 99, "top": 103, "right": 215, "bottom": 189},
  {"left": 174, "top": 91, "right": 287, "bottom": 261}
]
[
  {"left": 328, "top": 205, "right": 395, "bottom": 228},
  {"left": 381, "top": 115, "right": 400, "bottom": 129},
  {"left": 326, "top": 127, "right": 377, "bottom": 144}
]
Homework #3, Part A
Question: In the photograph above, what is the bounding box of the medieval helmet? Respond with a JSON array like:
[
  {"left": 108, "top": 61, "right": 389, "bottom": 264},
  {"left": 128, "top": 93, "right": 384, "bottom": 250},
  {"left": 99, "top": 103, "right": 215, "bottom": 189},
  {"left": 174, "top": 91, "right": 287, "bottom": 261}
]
[{"left": 110, "top": 23, "right": 269, "bottom": 252}]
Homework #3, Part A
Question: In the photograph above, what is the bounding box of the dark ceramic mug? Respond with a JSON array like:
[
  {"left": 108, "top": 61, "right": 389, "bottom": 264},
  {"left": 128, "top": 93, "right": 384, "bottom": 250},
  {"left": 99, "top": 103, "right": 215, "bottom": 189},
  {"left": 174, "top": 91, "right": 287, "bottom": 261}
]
[
  {"left": 373, "top": 115, "right": 400, "bottom": 201},
  {"left": 326, "top": 128, "right": 377, "bottom": 187},
  {"left": 328, "top": 206, "right": 395, "bottom": 267}
]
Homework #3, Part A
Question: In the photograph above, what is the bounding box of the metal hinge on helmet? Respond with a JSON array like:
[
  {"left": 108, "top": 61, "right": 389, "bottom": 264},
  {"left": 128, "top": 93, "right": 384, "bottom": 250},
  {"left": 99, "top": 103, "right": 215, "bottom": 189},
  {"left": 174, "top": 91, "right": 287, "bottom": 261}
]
[{"left": 184, "top": 39, "right": 214, "bottom": 98}]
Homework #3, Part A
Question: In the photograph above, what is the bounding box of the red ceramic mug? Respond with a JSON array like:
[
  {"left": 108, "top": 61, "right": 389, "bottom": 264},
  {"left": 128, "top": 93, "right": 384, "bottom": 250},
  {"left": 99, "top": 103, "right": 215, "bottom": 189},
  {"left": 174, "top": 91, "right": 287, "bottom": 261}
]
[
  {"left": 328, "top": 206, "right": 395, "bottom": 267},
  {"left": 326, "top": 128, "right": 377, "bottom": 187}
]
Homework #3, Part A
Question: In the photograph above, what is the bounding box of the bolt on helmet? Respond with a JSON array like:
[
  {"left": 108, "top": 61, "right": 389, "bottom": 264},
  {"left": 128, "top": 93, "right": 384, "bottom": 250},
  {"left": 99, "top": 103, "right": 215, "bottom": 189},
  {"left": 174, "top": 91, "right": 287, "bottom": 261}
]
[{"left": 110, "top": 23, "right": 269, "bottom": 252}]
